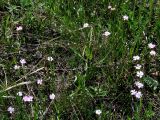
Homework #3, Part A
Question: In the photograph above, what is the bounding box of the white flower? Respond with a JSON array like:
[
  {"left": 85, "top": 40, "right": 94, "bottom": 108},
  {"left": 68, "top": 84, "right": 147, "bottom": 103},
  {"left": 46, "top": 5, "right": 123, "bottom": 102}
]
[
  {"left": 103, "top": 31, "right": 111, "bottom": 37},
  {"left": 150, "top": 50, "right": 156, "bottom": 56},
  {"left": 14, "top": 65, "right": 20, "bottom": 70},
  {"left": 135, "top": 81, "right": 144, "bottom": 88},
  {"left": 7, "top": 106, "right": 15, "bottom": 114},
  {"left": 108, "top": 5, "right": 112, "bottom": 9},
  {"left": 134, "top": 64, "right": 142, "bottom": 70},
  {"left": 37, "top": 79, "right": 43, "bottom": 85},
  {"left": 20, "top": 59, "right": 26, "bottom": 65},
  {"left": 148, "top": 43, "right": 156, "bottom": 49},
  {"left": 95, "top": 109, "right": 102, "bottom": 115},
  {"left": 131, "top": 89, "right": 137, "bottom": 95},
  {"left": 16, "top": 26, "right": 23, "bottom": 31},
  {"left": 133, "top": 56, "right": 140, "bottom": 61},
  {"left": 83, "top": 23, "right": 89, "bottom": 28},
  {"left": 111, "top": 7, "right": 116, "bottom": 11},
  {"left": 49, "top": 93, "right": 55, "bottom": 100},
  {"left": 47, "top": 56, "right": 53, "bottom": 61},
  {"left": 136, "top": 71, "right": 144, "bottom": 78},
  {"left": 123, "top": 15, "right": 129, "bottom": 21},
  {"left": 17, "top": 91, "right": 23, "bottom": 96},
  {"left": 135, "top": 91, "right": 142, "bottom": 99},
  {"left": 131, "top": 90, "right": 143, "bottom": 99}
]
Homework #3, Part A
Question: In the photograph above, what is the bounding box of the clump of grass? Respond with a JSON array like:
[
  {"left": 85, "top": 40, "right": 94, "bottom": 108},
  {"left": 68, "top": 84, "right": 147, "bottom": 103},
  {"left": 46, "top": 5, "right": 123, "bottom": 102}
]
[{"left": 0, "top": 0, "right": 160, "bottom": 119}]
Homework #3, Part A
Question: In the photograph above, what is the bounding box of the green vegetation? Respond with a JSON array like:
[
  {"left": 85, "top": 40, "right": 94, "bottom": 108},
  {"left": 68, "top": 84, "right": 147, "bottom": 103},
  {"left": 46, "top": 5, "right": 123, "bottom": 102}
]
[{"left": 0, "top": 0, "right": 160, "bottom": 119}]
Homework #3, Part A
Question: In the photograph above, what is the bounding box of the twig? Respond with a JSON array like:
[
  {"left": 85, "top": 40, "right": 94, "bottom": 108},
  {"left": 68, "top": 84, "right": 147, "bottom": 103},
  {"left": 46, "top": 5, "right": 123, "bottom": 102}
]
[
  {"left": 2, "top": 96, "right": 16, "bottom": 98},
  {"left": 0, "top": 81, "right": 33, "bottom": 93},
  {"left": 15, "top": 67, "right": 44, "bottom": 83},
  {"left": 40, "top": 100, "right": 54, "bottom": 120}
]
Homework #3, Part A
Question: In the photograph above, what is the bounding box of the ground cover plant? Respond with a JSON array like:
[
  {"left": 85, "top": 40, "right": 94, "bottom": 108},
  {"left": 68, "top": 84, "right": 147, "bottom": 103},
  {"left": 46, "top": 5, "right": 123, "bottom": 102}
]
[{"left": 0, "top": 0, "right": 160, "bottom": 119}]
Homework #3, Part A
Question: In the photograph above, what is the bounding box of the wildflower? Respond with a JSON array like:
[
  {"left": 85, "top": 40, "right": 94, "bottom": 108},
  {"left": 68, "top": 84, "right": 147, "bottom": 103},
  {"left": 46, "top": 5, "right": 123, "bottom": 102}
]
[
  {"left": 17, "top": 91, "right": 23, "bottom": 96},
  {"left": 47, "top": 56, "right": 53, "bottom": 61},
  {"left": 20, "top": 59, "right": 26, "bottom": 65},
  {"left": 111, "top": 7, "right": 116, "bottom": 11},
  {"left": 150, "top": 50, "right": 156, "bottom": 56},
  {"left": 131, "top": 89, "right": 137, "bottom": 95},
  {"left": 16, "top": 26, "right": 23, "bottom": 31},
  {"left": 23, "top": 95, "right": 33, "bottom": 102},
  {"left": 131, "top": 90, "right": 142, "bottom": 99},
  {"left": 95, "top": 109, "right": 102, "bottom": 115},
  {"left": 37, "top": 79, "right": 43, "bottom": 85},
  {"left": 14, "top": 65, "right": 20, "bottom": 70},
  {"left": 134, "top": 64, "right": 142, "bottom": 70},
  {"left": 136, "top": 71, "right": 144, "bottom": 78},
  {"left": 123, "top": 15, "right": 129, "bottom": 21},
  {"left": 49, "top": 93, "right": 55, "bottom": 100},
  {"left": 135, "top": 91, "right": 142, "bottom": 99},
  {"left": 148, "top": 43, "right": 156, "bottom": 49},
  {"left": 133, "top": 56, "right": 140, "bottom": 61},
  {"left": 135, "top": 81, "right": 144, "bottom": 88},
  {"left": 108, "top": 5, "right": 112, "bottom": 9},
  {"left": 83, "top": 23, "right": 89, "bottom": 28},
  {"left": 7, "top": 106, "right": 15, "bottom": 114},
  {"left": 103, "top": 31, "right": 111, "bottom": 37}
]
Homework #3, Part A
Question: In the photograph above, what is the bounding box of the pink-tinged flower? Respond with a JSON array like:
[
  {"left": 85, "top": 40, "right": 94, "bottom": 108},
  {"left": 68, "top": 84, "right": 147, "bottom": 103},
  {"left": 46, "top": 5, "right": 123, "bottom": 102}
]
[
  {"left": 148, "top": 43, "right": 156, "bottom": 49},
  {"left": 135, "top": 91, "right": 142, "bottom": 99},
  {"left": 95, "top": 109, "right": 102, "bottom": 115},
  {"left": 150, "top": 50, "right": 156, "bottom": 56},
  {"left": 135, "top": 81, "right": 144, "bottom": 88},
  {"left": 16, "top": 26, "right": 23, "bottom": 31},
  {"left": 131, "top": 89, "right": 137, "bottom": 95},
  {"left": 23, "top": 95, "right": 33, "bottom": 102},
  {"left": 133, "top": 56, "right": 140, "bottom": 61},
  {"left": 136, "top": 71, "right": 144, "bottom": 78},
  {"left": 37, "top": 79, "right": 43, "bottom": 85},
  {"left": 20, "top": 59, "right": 26, "bottom": 65},
  {"left": 83, "top": 23, "right": 89, "bottom": 28},
  {"left": 131, "top": 90, "right": 142, "bottom": 99},
  {"left": 7, "top": 106, "right": 14, "bottom": 114},
  {"left": 14, "top": 65, "right": 20, "bottom": 70},
  {"left": 123, "top": 15, "right": 129, "bottom": 21},
  {"left": 103, "top": 31, "right": 111, "bottom": 37},
  {"left": 49, "top": 93, "right": 55, "bottom": 100},
  {"left": 134, "top": 64, "right": 142, "bottom": 70},
  {"left": 17, "top": 91, "right": 23, "bottom": 96}
]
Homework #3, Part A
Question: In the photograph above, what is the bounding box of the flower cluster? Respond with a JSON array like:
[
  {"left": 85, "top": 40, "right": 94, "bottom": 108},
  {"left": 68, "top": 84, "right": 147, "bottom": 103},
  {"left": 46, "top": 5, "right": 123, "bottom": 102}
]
[
  {"left": 8, "top": 92, "right": 55, "bottom": 114},
  {"left": 14, "top": 58, "right": 27, "bottom": 70},
  {"left": 148, "top": 43, "right": 156, "bottom": 56},
  {"left": 131, "top": 56, "right": 144, "bottom": 99}
]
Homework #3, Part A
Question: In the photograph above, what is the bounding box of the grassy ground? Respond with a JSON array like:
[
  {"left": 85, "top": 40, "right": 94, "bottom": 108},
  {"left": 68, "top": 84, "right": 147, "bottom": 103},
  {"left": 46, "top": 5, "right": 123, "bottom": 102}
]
[{"left": 0, "top": 0, "right": 160, "bottom": 119}]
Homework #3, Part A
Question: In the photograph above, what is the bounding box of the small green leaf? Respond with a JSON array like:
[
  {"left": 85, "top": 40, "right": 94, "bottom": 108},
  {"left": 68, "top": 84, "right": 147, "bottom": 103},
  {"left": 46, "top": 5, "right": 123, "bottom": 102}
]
[
  {"left": 85, "top": 47, "right": 93, "bottom": 60},
  {"left": 143, "top": 76, "right": 158, "bottom": 90},
  {"left": 20, "top": 0, "right": 32, "bottom": 7}
]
